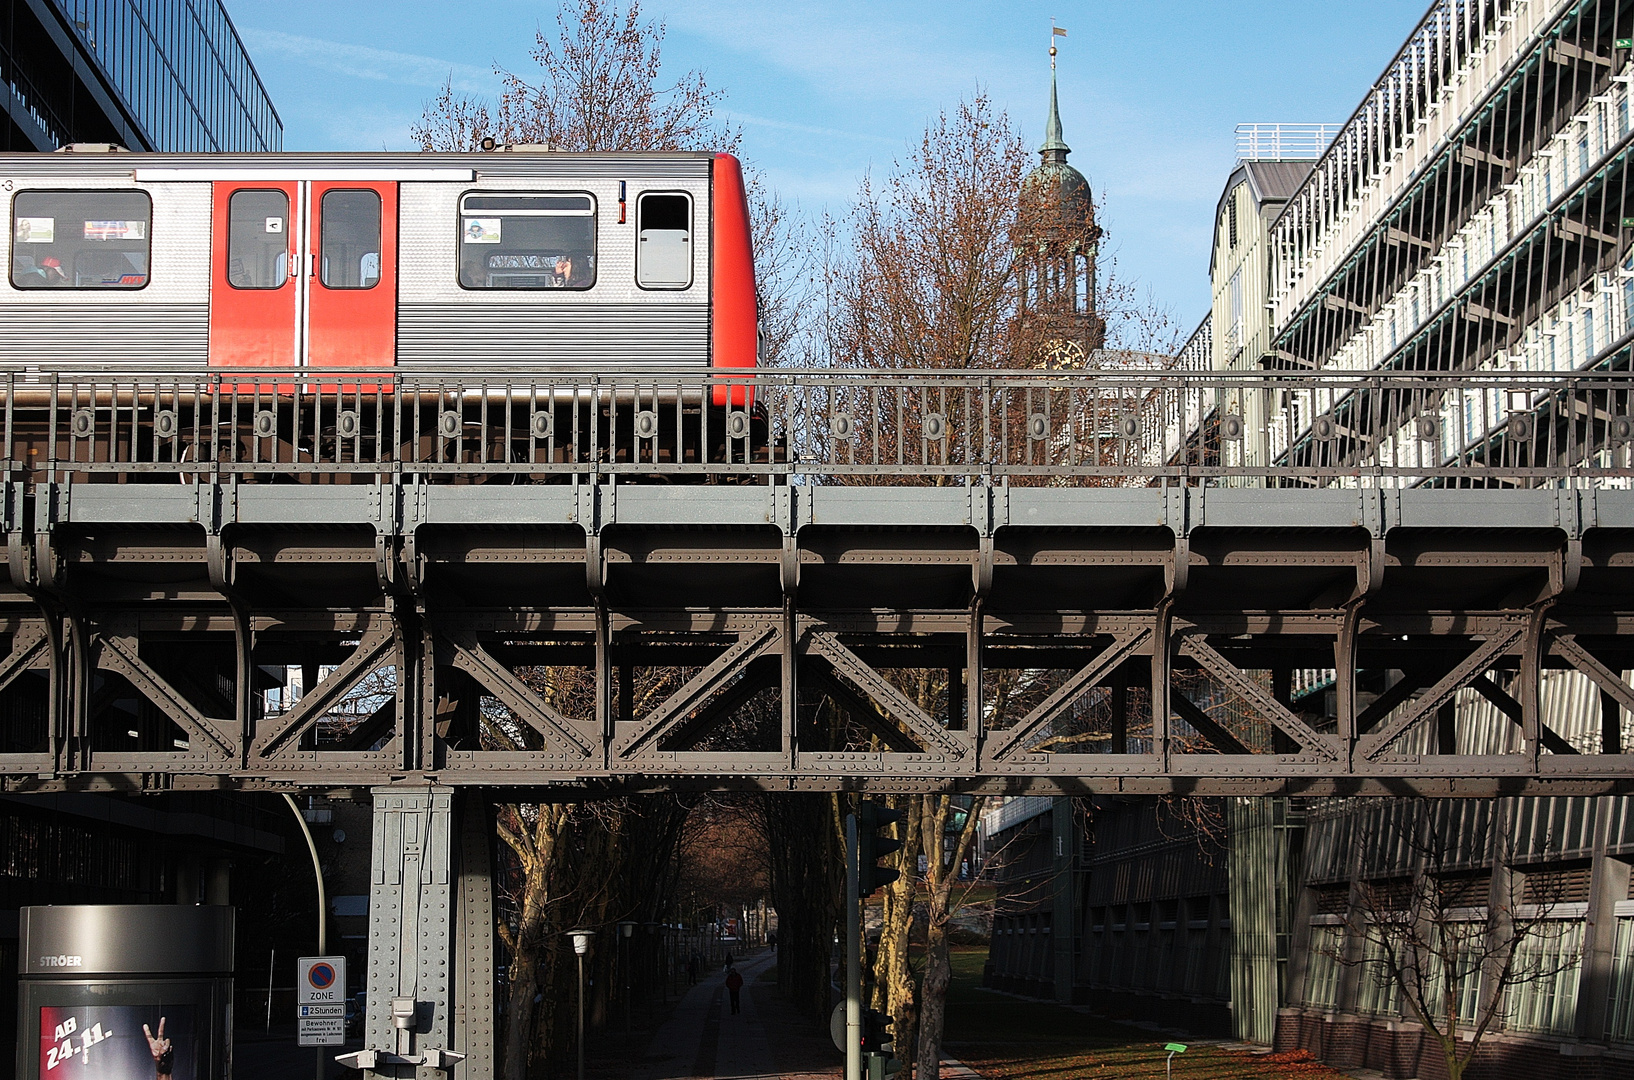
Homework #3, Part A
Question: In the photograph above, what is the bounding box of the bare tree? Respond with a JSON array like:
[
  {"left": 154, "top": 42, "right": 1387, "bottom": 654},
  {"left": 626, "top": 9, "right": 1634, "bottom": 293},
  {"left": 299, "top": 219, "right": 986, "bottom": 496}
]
[
  {"left": 821, "top": 93, "right": 1033, "bottom": 371},
  {"left": 747, "top": 178, "right": 813, "bottom": 367},
  {"left": 915, "top": 794, "right": 985, "bottom": 1078},
  {"left": 493, "top": 801, "right": 574, "bottom": 1080},
  {"left": 1329, "top": 799, "right": 1579, "bottom": 1080},
  {"left": 413, "top": 0, "right": 737, "bottom": 154},
  {"left": 1096, "top": 247, "right": 1188, "bottom": 356}
]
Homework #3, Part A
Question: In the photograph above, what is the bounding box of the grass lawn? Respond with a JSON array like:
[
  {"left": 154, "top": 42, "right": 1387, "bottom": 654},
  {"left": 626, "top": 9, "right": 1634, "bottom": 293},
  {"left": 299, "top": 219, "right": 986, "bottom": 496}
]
[{"left": 942, "top": 947, "right": 1347, "bottom": 1079}]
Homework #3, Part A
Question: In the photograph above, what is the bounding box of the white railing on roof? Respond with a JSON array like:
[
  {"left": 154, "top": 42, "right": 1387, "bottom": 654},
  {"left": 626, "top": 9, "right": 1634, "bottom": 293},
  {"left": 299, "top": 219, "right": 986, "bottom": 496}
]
[
  {"left": 1235, "top": 124, "right": 1342, "bottom": 161},
  {"left": 1271, "top": 0, "right": 1576, "bottom": 328}
]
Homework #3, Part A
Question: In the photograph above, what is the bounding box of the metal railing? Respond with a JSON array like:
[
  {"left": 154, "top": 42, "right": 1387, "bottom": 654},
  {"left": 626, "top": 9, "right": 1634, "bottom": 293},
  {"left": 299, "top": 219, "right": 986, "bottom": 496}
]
[
  {"left": 5, "top": 365, "right": 1633, "bottom": 486},
  {"left": 1234, "top": 123, "right": 1342, "bottom": 161}
]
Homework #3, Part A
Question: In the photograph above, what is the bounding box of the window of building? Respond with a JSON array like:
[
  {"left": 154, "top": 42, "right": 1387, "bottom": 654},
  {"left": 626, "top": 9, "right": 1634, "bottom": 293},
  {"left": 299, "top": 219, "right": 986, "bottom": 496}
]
[
  {"left": 1506, "top": 920, "right": 1583, "bottom": 1035},
  {"left": 1228, "top": 190, "right": 1239, "bottom": 249},
  {"left": 1356, "top": 934, "right": 1402, "bottom": 1016},
  {"left": 1607, "top": 917, "right": 1634, "bottom": 1042},
  {"left": 227, "top": 189, "right": 288, "bottom": 290},
  {"left": 321, "top": 189, "right": 381, "bottom": 289},
  {"left": 1303, "top": 924, "right": 1344, "bottom": 1008},
  {"left": 12, "top": 190, "right": 150, "bottom": 289},
  {"left": 458, "top": 192, "right": 595, "bottom": 290},
  {"left": 636, "top": 192, "right": 692, "bottom": 289},
  {"left": 1228, "top": 267, "right": 1244, "bottom": 353}
]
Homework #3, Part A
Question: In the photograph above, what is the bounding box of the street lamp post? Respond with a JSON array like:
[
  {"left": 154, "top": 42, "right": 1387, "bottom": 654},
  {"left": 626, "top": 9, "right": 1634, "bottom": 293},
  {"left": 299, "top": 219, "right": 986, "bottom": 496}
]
[
  {"left": 617, "top": 920, "right": 637, "bottom": 1034},
  {"left": 568, "top": 931, "right": 596, "bottom": 1080}
]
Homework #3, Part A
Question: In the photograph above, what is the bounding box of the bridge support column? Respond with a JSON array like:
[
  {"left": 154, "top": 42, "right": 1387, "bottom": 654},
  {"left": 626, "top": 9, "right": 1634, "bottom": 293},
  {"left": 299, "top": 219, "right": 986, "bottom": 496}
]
[{"left": 342, "top": 787, "right": 494, "bottom": 1078}]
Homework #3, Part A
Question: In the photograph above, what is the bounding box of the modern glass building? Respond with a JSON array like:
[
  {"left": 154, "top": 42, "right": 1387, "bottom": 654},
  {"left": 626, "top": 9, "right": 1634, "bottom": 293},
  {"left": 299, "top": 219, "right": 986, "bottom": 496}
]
[{"left": 0, "top": 0, "right": 280, "bottom": 152}]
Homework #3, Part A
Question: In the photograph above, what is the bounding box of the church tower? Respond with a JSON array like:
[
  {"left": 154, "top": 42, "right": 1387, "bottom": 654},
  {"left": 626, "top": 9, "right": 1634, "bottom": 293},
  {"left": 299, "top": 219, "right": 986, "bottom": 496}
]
[{"left": 1020, "top": 43, "right": 1105, "bottom": 362}]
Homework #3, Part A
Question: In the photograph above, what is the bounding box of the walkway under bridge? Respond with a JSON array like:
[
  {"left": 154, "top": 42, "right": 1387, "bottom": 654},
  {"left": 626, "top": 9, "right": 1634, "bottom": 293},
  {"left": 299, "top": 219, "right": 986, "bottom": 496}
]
[{"left": 0, "top": 365, "right": 1630, "bottom": 799}]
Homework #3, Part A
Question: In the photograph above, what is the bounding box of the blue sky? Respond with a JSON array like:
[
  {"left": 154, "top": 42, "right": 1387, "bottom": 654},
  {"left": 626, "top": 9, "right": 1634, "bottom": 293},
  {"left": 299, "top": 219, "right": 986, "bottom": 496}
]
[{"left": 225, "top": 0, "right": 1430, "bottom": 324}]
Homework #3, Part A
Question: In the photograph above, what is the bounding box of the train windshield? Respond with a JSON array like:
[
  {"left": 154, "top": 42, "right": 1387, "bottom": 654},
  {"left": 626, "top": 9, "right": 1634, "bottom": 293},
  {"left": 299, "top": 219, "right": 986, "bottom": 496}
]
[
  {"left": 458, "top": 192, "right": 595, "bottom": 290},
  {"left": 12, "top": 190, "right": 151, "bottom": 290}
]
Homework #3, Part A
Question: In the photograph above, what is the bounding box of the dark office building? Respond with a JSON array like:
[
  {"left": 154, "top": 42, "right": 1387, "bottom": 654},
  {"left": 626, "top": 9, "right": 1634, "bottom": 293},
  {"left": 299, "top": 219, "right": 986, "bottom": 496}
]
[{"left": 0, "top": 0, "right": 280, "bottom": 152}]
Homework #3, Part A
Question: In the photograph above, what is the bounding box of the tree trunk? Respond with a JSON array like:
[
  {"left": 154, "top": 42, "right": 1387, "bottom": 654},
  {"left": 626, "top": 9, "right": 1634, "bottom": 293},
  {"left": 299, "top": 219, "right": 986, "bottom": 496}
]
[
  {"left": 913, "top": 793, "right": 984, "bottom": 1080},
  {"left": 916, "top": 893, "right": 951, "bottom": 1080},
  {"left": 498, "top": 803, "right": 566, "bottom": 1080},
  {"left": 872, "top": 794, "right": 922, "bottom": 1077}
]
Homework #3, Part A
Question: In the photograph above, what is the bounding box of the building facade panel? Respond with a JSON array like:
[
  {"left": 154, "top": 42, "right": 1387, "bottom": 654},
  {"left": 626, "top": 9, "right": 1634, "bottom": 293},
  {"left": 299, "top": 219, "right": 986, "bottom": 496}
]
[{"left": 0, "top": 0, "right": 280, "bottom": 152}]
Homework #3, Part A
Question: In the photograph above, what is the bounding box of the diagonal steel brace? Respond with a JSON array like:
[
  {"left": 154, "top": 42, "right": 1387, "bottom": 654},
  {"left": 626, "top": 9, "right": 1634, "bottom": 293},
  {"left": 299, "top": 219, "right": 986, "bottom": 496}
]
[
  {"left": 94, "top": 636, "right": 235, "bottom": 759},
  {"left": 1551, "top": 634, "right": 1634, "bottom": 719},
  {"left": 986, "top": 628, "right": 1150, "bottom": 761},
  {"left": 807, "top": 631, "right": 964, "bottom": 758},
  {"left": 1468, "top": 675, "right": 1578, "bottom": 755},
  {"left": 1171, "top": 692, "right": 1252, "bottom": 755},
  {"left": 615, "top": 625, "right": 781, "bottom": 758},
  {"left": 805, "top": 658, "right": 921, "bottom": 754},
  {"left": 442, "top": 631, "right": 596, "bottom": 758},
  {"left": 1180, "top": 634, "right": 1337, "bottom": 759},
  {"left": 1359, "top": 625, "right": 1524, "bottom": 760},
  {"left": 0, "top": 622, "right": 49, "bottom": 698},
  {"left": 253, "top": 621, "right": 397, "bottom": 758}
]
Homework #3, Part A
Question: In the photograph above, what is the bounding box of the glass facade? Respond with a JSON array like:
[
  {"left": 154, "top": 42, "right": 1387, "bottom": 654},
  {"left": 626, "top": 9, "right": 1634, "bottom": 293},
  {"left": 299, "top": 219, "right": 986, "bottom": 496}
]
[{"left": 0, "top": 0, "right": 280, "bottom": 152}]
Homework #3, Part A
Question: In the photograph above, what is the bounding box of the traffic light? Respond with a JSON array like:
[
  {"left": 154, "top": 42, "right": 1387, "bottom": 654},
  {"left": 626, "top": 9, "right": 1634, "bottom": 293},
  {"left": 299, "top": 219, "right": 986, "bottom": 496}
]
[
  {"left": 857, "top": 801, "right": 904, "bottom": 897},
  {"left": 863, "top": 1009, "right": 902, "bottom": 1078}
]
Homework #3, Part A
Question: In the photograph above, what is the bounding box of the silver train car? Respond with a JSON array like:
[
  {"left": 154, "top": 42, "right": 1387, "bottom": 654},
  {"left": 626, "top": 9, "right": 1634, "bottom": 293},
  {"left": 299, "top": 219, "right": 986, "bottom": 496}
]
[
  {"left": 0, "top": 146, "right": 764, "bottom": 474},
  {"left": 0, "top": 145, "right": 758, "bottom": 376}
]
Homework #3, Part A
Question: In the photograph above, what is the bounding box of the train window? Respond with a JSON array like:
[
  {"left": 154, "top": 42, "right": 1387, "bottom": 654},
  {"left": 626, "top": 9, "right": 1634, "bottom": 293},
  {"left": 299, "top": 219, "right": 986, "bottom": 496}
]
[
  {"left": 458, "top": 192, "right": 595, "bottom": 290},
  {"left": 226, "top": 189, "right": 289, "bottom": 289},
  {"left": 11, "top": 190, "right": 151, "bottom": 290},
  {"left": 637, "top": 192, "right": 692, "bottom": 289},
  {"left": 320, "top": 189, "right": 382, "bottom": 289}
]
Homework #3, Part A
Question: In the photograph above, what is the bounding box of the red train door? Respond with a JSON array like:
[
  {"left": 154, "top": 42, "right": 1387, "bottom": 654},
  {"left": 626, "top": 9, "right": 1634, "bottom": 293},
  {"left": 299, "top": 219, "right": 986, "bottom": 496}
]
[
  {"left": 306, "top": 181, "right": 397, "bottom": 368},
  {"left": 209, "top": 181, "right": 299, "bottom": 368},
  {"left": 209, "top": 180, "right": 397, "bottom": 369}
]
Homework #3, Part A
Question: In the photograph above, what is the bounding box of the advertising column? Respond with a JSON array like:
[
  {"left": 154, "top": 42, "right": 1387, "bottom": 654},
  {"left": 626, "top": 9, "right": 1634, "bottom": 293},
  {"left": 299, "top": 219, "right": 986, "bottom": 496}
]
[{"left": 16, "top": 905, "right": 235, "bottom": 1080}]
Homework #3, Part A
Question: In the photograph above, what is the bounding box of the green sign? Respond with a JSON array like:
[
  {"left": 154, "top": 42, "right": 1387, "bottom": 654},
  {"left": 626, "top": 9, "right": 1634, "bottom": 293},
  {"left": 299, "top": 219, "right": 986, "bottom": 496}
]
[
  {"left": 1165, "top": 1043, "right": 1188, "bottom": 1053},
  {"left": 1618, "top": 37, "right": 1633, "bottom": 48},
  {"left": 1623, "top": 218, "right": 1634, "bottom": 228}
]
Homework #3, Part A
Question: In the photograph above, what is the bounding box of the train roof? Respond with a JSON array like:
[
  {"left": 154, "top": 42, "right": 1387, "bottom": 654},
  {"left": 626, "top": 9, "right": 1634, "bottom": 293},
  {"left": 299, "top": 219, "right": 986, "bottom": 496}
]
[{"left": 0, "top": 150, "right": 721, "bottom": 179}]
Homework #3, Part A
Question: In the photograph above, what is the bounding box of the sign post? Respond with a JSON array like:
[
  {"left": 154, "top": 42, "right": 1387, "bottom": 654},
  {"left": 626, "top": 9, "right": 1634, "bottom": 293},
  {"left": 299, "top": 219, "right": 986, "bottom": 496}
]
[
  {"left": 297, "top": 955, "right": 346, "bottom": 1072},
  {"left": 1164, "top": 1042, "right": 1188, "bottom": 1080}
]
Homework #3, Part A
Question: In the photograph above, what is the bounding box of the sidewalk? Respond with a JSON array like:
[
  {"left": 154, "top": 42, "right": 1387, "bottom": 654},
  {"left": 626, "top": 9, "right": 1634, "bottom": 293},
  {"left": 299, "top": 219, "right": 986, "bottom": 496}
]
[{"left": 632, "top": 948, "right": 841, "bottom": 1080}]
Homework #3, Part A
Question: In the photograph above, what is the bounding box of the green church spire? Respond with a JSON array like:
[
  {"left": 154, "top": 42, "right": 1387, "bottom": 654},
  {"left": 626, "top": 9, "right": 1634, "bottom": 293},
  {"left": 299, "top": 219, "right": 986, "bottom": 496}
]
[{"left": 1041, "top": 47, "right": 1069, "bottom": 160}]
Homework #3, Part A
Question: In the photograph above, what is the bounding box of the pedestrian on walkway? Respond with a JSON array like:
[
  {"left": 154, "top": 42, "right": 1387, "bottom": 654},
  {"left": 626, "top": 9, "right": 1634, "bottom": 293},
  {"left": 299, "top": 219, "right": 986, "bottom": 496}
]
[
  {"left": 724, "top": 962, "right": 744, "bottom": 1015},
  {"left": 686, "top": 954, "right": 699, "bottom": 985}
]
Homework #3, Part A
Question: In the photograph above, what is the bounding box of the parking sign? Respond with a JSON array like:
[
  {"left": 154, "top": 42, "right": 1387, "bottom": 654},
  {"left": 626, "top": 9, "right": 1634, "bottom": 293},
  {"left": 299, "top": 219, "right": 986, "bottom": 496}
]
[{"left": 296, "top": 956, "right": 346, "bottom": 1047}]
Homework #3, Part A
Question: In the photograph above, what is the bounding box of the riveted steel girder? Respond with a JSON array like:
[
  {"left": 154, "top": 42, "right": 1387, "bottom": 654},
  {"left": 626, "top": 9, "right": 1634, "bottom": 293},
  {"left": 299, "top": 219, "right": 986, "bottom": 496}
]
[{"left": 0, "top": 478, "right": 1631, "bottom": 796}]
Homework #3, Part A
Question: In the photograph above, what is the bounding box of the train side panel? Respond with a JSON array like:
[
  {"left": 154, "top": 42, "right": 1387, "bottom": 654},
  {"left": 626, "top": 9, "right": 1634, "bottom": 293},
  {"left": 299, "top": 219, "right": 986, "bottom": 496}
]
[
  {"left": 396, "top": 160, "right": 713, "bottom": 374},
  {"left": 0, "top": 172, "right": 210, "bottom": 369}
]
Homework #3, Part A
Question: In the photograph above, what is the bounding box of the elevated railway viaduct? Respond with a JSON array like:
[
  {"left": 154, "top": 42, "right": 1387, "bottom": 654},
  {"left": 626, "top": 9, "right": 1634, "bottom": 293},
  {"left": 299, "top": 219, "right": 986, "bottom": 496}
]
[{"left": 2, "top": 364, "right": 1632, "bottom": 1073}]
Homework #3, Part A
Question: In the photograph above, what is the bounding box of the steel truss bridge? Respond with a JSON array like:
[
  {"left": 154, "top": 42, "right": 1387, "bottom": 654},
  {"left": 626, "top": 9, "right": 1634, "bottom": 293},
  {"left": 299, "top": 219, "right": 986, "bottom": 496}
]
[{"left": 0, "top": 364, "right": 1632, "bottom": 802}]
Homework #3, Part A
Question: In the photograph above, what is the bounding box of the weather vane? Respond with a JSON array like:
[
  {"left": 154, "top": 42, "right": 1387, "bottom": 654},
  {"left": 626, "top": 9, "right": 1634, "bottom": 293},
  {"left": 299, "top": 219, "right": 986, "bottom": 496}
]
[{"left": 1051, "top": 21, "right": 1067, "bottom": 69}]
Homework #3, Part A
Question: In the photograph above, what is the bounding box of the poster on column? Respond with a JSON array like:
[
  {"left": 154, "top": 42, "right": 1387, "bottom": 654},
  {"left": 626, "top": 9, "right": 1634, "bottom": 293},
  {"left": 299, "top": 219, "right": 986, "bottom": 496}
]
[
  {"left": 297, "top": 956, "right": 347, "bottom": 1047},
  {"left": 39, "top": 1005, "right": 199, "bottom": 1079}
]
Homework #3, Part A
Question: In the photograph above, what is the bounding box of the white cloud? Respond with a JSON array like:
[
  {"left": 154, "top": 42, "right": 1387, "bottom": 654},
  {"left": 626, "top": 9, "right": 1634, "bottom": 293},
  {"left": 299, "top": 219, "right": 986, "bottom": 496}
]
[{"left": 239, "top": 28, "right": 499, "bottom": 94}]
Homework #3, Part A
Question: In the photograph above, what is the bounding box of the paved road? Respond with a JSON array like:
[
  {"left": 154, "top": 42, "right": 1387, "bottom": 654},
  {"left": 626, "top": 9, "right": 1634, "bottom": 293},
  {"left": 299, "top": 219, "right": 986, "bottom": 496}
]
[{"left": 633, "top": 949, "right": 838, "bottom": 1080}]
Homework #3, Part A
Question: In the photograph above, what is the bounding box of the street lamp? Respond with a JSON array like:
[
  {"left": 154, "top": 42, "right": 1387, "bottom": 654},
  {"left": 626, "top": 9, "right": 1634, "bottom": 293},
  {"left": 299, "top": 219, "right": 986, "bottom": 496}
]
[
  {"left": 568, "top": 930, "right": 595, "bottom": 1080},
  {"left": 617, "top": 920, "right": 637, "bottom": 1034}
]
